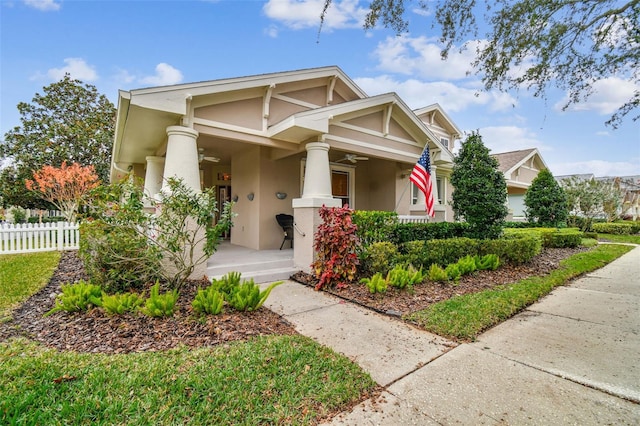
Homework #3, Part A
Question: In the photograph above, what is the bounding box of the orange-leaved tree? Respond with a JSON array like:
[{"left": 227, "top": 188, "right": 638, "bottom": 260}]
[{"left": 26, "top": 162, "right": 100, "bottom": 222}]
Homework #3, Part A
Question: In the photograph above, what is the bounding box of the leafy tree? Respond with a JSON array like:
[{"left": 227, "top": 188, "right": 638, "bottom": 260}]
[
  {"left": 561, "top": 176, "right": 625, "bottom": 229},
  {"left": 25, "top": 162, "right": 100, "bottom": 222},
  {"left": 450, "top": 132, "right": 507, "bottom": 239},
  {"left": 0, "top": 74, "right": 115, "bottom": 208},
  {"left": 322, "top": 0, "right": 639, "bottom": 128},
  {"left": 524, "top": 169, "right": 568, "bottom": 227}
]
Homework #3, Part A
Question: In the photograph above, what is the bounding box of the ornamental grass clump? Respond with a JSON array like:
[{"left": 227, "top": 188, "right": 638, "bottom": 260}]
[
  {"left": 386, "top": 264, "right": 424, "bottom": 289},
  {"left": 360, "top": 273, "right": 388, "bottom": 294},
  {"left": 228, "top": 280, "right": 282, "bottom": 312},
  {"left": 101, "top": 292, "right": 144, "bottom": 315},
  {"left": 428, "top": 264, "right": 449, "bottom": 282},
  {"left": 192, "top": 285, "right": 225, "bottom": 316},
  {"left": 140, "top": 282, "right": 179, "bottom": 318},
  {"left": 45, "top": 280, "right": 103, "bottom": 316}
]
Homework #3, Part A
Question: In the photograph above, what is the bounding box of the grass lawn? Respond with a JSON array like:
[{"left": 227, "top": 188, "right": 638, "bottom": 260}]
[
  {"left": 598, "top": 233, "right": 640, "bottom": 245},
  {"left": 0, "top": 252, "right": 377, "bottom": 424},
  {"left": 406, "top": 243, "right": 634, "bottom": 340},
  {"left": 0, "top": 251, "right": 60, "bottom": 322}
]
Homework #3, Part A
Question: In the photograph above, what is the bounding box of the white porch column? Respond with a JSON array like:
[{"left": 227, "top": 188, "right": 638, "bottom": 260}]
[
  {"left": 162, "top": 125, "right": 201, "bottom": 193},
  {"left": 292, "top": 141, "right": 341, "bottom": 271},
  {"left": 159, "top": 125, "right": 205, "bottom": 280},
  {"left": 143, "top": 156, "right": 165, "bottom": 207}
]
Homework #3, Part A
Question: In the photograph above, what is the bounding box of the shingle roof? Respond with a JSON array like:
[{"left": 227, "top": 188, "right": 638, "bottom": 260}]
[{"left": 491, "top": 148, "right": 537, "bottom": 173}]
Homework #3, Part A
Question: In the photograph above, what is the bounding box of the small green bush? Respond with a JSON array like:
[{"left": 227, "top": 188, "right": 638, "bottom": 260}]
[
  {"left": 592, "top": 223, "right": 633, "bottom": 235},
  {"left": 228, "top": 280, "right": 282, "bottom": 312},
  {"left": 386, "top": 264, "right": 424, "bottom": 289},
  {"left": 192, "top": 285, "right": 225, "bottom": 315},
  {"left": 141, "top": 282, "right": 179, "bottom": 318},
  {"left": 455, "top": 255, "right": 477, "bottom": 275},
  {"left": 361, "top": 242, "right": 399, "bottom": 275},
  {"left": 428, "top": 264, "right": 449, "bottom": 282},
  {"left": 445, "top": 264, "right": 461, "bottom": 282},
  {"left": 474, "top": 254, "right": 500, "bottom": 271},
  {"left": 101, "top": 292, "right": 144, "bottom": 315},
  {"left": 45, "top": 280, "right": 103, "bottom": 316},
  {"left": 360, "top": 273, "right": 388, "bottom": 294},
  {"left": 210, "top": 271, "right": 243, "bottom": 298},
  {"left": 583, "top": 231, "right": 598, "bottom": 239}
]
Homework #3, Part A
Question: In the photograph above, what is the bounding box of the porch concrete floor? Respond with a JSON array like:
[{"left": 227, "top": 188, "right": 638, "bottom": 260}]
[{"left": 207, "top": 241, "right": 293, "bottom": 268}]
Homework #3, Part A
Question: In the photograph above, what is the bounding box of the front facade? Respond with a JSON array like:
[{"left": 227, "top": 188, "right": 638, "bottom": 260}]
[
  {"left": 110, "top": 66, "right": 460, "bottom": 270},
  {"left": 492, "top": 148, "right": 548, "bottom": 220}
]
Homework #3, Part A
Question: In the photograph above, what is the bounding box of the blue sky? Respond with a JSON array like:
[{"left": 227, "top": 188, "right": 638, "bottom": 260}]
[{"left": 1, "top": 0, "right": 639, "bottom": 177}]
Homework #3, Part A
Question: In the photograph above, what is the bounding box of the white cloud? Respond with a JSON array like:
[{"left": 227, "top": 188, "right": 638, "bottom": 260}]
[
  {"left": 475, "top": 126, "right": 550, "bottom": 154},
  {"left": 23, "top": 0, "right": 60, "bottom": 11},
  {"left": 549, "top": 160, "right": 640, "bottom": 177},
  {"left": 263, "top": 0, "right": 367, "bottom": 30},
  {"left": 46, "top": 58, "right": 98, "bottom": 82},
  {"left": 371, "top": 35, "right": 481, "bottom": 80},
  {"left": 354, "top": 75, "right": 516, "bottom": 112},
  {"left": 555, "top": 77, "right": 639, "bottom": 115},
  {"left": 139, "top": 63, "right": 183, "bottom": 86},
  {"left": 264, "top": 25, "right": 279, "bottom": 38}
]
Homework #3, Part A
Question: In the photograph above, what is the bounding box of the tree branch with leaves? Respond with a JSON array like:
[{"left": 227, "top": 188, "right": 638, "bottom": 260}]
[{"left": 322, "top": 0, "right": 639, "bottom": 128}]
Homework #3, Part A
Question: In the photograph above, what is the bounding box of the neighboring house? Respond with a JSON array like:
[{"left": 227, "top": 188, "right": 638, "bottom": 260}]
[
  {"left": 556, "top": 174, "right": 640, "bottom": 220},
  {"left": 492, "top": 148, "right": 548, "bottom": 220},
  {"left": 110, "top": 66, "right": 460, "bottom": 271}
]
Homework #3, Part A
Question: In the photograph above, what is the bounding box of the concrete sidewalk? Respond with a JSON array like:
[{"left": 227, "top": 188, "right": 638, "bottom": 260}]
[{"left": 263, "top": 245, "right": 640, "bottom": 425}]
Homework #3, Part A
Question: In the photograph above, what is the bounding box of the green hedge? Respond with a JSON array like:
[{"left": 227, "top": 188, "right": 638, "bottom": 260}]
[
  {"left": 352, "top": 211, "right": 398, "bottom": 247},
  {"left": 27, "top": 216, "right": 66, "bottom": 224},
  {"left": 503, "top": 228, "right": 583, "bottom": 248},
  {"left": 401, "top": 235, "right": 541, "bottom": 268},
  {"left": 592, "top": 222, "right": 634, "bottom": 235},
  {"left": 391, "top": 222, "right": 470, "bottom": 245}
]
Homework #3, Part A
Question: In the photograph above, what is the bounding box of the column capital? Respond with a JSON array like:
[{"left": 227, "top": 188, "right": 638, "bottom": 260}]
[{"left": 166, "top": 125, "right": 199, "bottom": 138}]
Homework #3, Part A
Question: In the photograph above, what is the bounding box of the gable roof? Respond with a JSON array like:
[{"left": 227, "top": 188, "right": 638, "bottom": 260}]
[
  {"left": 413, "top": 103, "right": 463, "bottom": 139},
  {"left": 492, "top": 148, "right": 546, "bottom": 175}
]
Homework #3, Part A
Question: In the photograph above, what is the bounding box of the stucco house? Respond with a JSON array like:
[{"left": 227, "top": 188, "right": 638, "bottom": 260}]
[
  {"left": 110, "top": 66, "right": 461, "bottom": 272},
  {"left": 492, "top": 148, "right": 548, "bottom": 220}
]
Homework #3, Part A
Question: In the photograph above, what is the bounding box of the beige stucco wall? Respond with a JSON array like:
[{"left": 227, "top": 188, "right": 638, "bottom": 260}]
[
  {"left": 230, "top": 146, "right": 261, "bottom": 249},
  {"left": 195, "top": 98, "right": 263, "bottom": 130}
]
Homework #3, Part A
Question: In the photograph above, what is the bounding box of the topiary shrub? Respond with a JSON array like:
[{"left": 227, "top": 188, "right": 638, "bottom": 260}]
[{"left": 524, "top": 169, "right": 568, "bottom": 227}]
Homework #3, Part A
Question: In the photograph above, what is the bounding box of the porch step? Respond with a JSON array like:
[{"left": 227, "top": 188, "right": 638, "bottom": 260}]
[{"left": 206, "top": 258, "right": 299, "bottom": 284}]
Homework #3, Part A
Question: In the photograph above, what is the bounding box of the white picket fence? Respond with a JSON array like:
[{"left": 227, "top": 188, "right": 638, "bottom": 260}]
[{"left": 0, "top": 222, "right": 80, "bottom": 254}]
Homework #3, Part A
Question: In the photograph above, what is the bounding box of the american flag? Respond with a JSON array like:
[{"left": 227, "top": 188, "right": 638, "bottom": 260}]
[{"left": 410, "top": 147, "right": 435, "bottom": 217}]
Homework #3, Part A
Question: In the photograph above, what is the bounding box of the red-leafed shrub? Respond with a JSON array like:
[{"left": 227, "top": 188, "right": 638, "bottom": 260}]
[{"left": 312, "top": 205, "right": 360, "bottom": 290}]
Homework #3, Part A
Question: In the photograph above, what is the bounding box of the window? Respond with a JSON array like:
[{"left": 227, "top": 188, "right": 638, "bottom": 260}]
[
  {"left": 440, "top": 137, "right": 449, "bottom": 149},
  {"left": 300, "top": 160, "right": 355, "bottom": 207},
  {"left": 332, "top": 171, "right": 350, "bottom": 206},
  {"left": 436, "top": 177, "right": 444, "bottom": 204}
]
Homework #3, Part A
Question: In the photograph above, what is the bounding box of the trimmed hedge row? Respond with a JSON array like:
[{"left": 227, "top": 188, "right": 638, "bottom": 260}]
[
  {"left": 503, "top": 228, "right": 583, "bottom": 248},
  {"left": 592, "top": 222, "right": 640, "bottom": 235},
  {"left": 391, "top": 222, "right": 470, "bottom": 245},
  {"left": 401, "top": 235, "right": 542, "bottom": 268}
]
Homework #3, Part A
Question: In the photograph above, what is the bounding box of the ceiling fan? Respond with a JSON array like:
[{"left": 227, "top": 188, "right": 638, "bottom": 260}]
[
  {"left": 336, "top": 154, "right": 369, "bottom": 164},
  {"left": 198, "top": 148, "right": 220, "bottom": 163}
]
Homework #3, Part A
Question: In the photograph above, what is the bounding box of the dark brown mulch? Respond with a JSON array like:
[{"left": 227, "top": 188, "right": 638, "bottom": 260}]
[
  {"left": 291, "top": 247, "right": 589, "bottom": 317},
  {"left": 0, "top": 251, "right": 297, "bottom": 353},
  {"left": 1, "top": 247, "right": 588, "bottom": 354}
]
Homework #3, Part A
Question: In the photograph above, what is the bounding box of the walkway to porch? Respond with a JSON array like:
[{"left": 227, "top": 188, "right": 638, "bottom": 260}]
[{"left": 206, "top": 241, "right": 298, "bottom": 283}]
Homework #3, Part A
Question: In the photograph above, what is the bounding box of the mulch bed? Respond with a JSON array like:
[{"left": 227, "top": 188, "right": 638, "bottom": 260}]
[
  {"left": 0, "top": 251, "right": 297, "bottom": 353},
  {"left": 291, "top": 247, "right": 589, "bottom": 317},
  {"left": 1, "top": 247, "right": 588, "bottom": 353}
]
